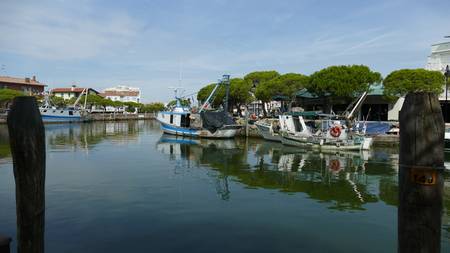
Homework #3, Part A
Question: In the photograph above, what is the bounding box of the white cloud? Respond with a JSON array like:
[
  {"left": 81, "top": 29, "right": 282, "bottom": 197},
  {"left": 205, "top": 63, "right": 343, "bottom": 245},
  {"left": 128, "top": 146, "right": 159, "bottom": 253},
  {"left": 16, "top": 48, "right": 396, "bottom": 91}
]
[{"left": 0, "top": 1, "right": 142, "bottom": 60}]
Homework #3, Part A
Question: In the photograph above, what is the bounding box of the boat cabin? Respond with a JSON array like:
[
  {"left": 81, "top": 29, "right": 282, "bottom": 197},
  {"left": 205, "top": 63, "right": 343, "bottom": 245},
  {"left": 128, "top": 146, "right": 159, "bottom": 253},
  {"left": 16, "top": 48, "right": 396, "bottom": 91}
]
[{"left": 158, "top": 111, "right": 191, "bottom": 128}]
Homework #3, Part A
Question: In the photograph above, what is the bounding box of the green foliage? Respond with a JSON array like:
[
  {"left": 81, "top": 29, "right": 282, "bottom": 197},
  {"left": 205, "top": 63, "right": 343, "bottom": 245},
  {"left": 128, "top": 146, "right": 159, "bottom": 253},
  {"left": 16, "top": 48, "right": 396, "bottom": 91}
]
[
  {"left": 78, "top": 94, "right": 107, "bottom": 107},
  {"left": 0, "top": 88, "right": 24, "bottom": 104},
  {"left": 383, "top": 69, "right": 444, "bottom": 100},
  {"left": 197, "top": 83, "right": 226, "bottom": 107},
  {"left": 229, "top": 78, "right": 254, "bottom": 106},
  {"left": 244, "top": 71, "right": 280, "bottom": 86},
  {"left": 167, "top": 98, "right": 191, "bottom": 108},
  {"left": 256, "top": 73, "right": 309, "bottom": 102},
  {"left": 140, "top": 102, "right": 165, "bottom": 113},
  {"left": 245, "top": 71, "right": 281, "bottom": 103},
  {"left": 50, "top": 95, "right": 68, "bottom": 107},
  {"left": 197, "top": 78, "right": 254, "bottom": 111},
  {"left": 308, "top": 65, "right": 382, "bottom": 98},
  {"left": 123, "top": 102, "right": 140, "bottom": 113}
]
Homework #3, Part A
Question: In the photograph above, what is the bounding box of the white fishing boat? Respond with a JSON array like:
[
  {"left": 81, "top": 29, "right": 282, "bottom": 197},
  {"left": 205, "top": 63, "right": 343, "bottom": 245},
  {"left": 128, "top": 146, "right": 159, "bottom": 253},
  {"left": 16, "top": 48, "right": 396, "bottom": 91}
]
[
  {"left": 279, "top": 91, "right": 373, "bottom": 151},
  {"left": 156, "top": 75, "right": 241, "bottom": 138},
  {"left": 256, "top": 111, "right": 318, "bottom": 142},
  {"left": 279, "top": 113, "right": 318, "bottom": 147},
  {"left": 39, "top": 90, "right": 90, "bottom": 123},
  {"left": 255, "top": 118, "right": 282, "bottom": 142}
]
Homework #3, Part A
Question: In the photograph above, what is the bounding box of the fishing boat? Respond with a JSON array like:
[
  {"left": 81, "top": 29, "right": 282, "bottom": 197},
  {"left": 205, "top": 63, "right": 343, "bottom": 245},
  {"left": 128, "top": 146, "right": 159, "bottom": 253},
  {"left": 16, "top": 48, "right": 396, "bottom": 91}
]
[
  {"left": 255, "top": 111, "right": 319, "bottom": 142},
  {"left": 156, "top": 75, "right": 241, "bottom": 138},
  {"left": 255, "top": 118, "right": 282, "bottom": 142},
  {"left": 39, "top": 90, "right": 90, "bottom": 123},
  {"left": 279, "top": 91, "right": 373, "bottom": 151}
]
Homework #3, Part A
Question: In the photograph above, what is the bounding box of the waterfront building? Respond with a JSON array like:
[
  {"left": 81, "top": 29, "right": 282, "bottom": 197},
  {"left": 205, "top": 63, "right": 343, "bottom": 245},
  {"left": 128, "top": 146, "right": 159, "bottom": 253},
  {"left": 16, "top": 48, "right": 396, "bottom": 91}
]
[
  {"left": 51, "top": 86, "right": 99, "bottom": 100},
  {"left": 0, "top": 75, "right": 46, "bottom": 95},
  {"left": 101, "top": 85, "right": 141, "bottom": 103},
  {"left": 426, "top": 41, "right": 450, "bottom": 101}
]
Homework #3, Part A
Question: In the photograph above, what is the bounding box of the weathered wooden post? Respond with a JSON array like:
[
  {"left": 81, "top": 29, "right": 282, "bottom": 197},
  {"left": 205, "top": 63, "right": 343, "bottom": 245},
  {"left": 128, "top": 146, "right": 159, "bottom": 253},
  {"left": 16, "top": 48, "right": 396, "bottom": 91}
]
[
  {"left": 0, "top": 235, "right": 11, "bottom": 253},
  {"left": 398, "top": 92, "right": 444, "bottom": 253},
  {"left": 7, "top": 97, "right": 45, "bottom": 253}
]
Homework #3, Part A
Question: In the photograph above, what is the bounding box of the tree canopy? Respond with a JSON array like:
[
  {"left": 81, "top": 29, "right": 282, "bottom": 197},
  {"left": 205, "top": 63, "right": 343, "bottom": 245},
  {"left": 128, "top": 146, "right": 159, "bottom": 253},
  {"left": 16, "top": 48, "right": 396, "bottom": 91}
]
[
  {"left": 308, "top": 65, "right": 382, "bottom": 98},
  {"left": 255, "top": 73, "right": 309, "bottom": 102},
  {"left": 167, "top": 98, "right": 191, "bottom": 108},
  {"left": 244, "top": 71, "right": 280, "bottom": 86},
  {"left": 197, "top": 78, "right": 254, "bottom": 112},
  {"left": 229, "top": 78, "right": 254, "bottom": 107},
  {"left": 139, "top": 102, "right": 165, "bottom": 113},
  {"left": 383, "top": 69, "right": 444, "bottom": 100},
  {"left": 197, "top": 83, "right": 226, "bottom": 108},
  {"left": 50, "top": 95, "right": 68, "bottom": 107},
  {"left": 0, "top": 89, "right": 24, "bottom": 105}
]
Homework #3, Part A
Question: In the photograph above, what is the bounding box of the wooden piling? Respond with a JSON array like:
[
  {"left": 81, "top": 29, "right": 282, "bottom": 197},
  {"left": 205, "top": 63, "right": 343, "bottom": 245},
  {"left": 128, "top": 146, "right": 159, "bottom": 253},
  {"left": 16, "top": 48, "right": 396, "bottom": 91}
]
[
  {"left": 7, "top": 97, "right": 45, "bottom": 253},
  {"left": 398, "top": 92, "right": 444, "bottom": 253}
]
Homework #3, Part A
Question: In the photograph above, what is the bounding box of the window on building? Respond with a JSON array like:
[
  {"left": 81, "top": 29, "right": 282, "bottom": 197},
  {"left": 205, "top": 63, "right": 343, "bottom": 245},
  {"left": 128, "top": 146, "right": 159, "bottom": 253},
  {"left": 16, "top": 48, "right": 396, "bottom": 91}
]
[
  {"left": 69, "top": 111, "right": 73, "bottom": 115},
  {"left": 170, "top": 115, "right": 173, "bottom": 124}
]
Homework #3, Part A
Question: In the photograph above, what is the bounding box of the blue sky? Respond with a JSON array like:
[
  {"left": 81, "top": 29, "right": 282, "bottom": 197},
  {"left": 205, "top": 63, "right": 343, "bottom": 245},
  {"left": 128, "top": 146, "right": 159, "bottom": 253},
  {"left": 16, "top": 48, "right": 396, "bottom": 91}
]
[{"left": 0, "top": 0, "right": 449, "bottom": 102}]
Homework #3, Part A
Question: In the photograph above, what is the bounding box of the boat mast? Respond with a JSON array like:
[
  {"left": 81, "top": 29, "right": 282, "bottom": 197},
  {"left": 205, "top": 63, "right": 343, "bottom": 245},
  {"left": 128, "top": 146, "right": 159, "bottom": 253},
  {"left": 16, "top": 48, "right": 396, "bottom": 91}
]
[
  {"left": 72, "top": 88, "right": 88, "bottom": 108},
  {"left": 199, "top": 74, "right": 230, "bottom": 113},
  {"left": 346, "top": 91, "right": 368, "bottom": 121},
  {"left": 223, "top": 74, "right": 230, "bottom": 114},
  {"left": 83, "top": 89, "right": 88, "bottom": 111}
]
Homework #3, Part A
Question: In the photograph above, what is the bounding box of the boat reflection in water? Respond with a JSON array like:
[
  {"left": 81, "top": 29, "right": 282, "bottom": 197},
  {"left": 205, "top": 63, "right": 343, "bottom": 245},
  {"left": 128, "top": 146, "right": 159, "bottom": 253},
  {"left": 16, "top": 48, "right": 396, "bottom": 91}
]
[{"left": 156, "top": 134, "right": 404, "bottom": 211}]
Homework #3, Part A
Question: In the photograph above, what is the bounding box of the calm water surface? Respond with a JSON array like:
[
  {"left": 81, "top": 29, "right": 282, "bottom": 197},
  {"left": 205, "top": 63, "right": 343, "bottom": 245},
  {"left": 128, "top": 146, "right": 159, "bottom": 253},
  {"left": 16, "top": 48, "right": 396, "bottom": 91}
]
[{"left": 0, "top": 121, "right": 449, "bottom": 252}]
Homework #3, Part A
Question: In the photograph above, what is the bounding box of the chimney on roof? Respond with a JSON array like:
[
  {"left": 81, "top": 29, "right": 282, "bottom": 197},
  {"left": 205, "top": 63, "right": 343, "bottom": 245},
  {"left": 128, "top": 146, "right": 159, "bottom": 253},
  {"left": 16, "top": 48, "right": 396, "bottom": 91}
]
[
  {"left": 32, "top": 75, "right": 36, "bottom": 82},
  {"left": 25, "top": 77, "right": 30, "bottom": 83}
]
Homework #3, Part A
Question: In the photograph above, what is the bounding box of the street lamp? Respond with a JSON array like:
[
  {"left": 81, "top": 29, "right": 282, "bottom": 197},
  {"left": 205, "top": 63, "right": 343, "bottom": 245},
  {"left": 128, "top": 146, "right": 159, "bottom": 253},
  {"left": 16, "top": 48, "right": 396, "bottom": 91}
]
[{"left": 445, "top": 65, "right": 450, "bottom": 122}]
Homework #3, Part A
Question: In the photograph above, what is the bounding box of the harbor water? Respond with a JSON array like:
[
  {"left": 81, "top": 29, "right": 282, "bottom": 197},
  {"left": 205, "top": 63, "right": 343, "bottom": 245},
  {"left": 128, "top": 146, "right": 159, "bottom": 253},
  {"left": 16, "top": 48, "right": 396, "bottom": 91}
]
[{"left": 0, "top": 121, "right": 449, "bottom": 252}]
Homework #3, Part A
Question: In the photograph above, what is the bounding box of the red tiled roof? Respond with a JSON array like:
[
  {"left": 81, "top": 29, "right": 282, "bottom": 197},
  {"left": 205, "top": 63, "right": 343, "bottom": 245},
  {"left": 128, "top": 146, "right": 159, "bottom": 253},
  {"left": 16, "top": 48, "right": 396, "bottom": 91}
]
[{"left": 0, "top": 76, "right": 46, "bottom": 87}]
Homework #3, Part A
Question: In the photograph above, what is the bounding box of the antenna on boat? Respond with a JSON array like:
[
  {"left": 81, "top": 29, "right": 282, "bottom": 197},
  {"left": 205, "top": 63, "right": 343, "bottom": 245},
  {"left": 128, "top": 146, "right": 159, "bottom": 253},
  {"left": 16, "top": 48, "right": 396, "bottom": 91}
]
[{"left": 178, "top": 60, "right": 183, "bottom": 87}]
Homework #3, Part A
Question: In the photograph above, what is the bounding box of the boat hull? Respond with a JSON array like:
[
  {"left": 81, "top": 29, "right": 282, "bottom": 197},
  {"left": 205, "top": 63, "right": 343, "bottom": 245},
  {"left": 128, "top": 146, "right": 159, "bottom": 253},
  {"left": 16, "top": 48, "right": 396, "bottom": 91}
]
[
  {"left": 159, "top": 122, "right": 239, "bottom": 138},
  {"left": 255, "top": 123, "right": 282, "bottom": 142},
  {"left": 41, "top": 115, "right": 85, "bottom": 123},
  {"left": 281, "top": 132, "right": 372, "bottom": 151}
]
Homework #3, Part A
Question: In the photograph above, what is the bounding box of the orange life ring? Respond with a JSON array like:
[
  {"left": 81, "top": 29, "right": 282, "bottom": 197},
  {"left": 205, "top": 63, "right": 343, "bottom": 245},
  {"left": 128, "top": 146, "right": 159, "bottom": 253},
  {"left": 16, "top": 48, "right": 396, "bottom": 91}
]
[
  {"left": 250, "top": 113, "right": 257, "bottom": 120},
  {"left": 330, "top": 126, "right": 341, "bottom": 138},
  {"left": 329, "top": 159, "right": 341, "bottom": 172}
]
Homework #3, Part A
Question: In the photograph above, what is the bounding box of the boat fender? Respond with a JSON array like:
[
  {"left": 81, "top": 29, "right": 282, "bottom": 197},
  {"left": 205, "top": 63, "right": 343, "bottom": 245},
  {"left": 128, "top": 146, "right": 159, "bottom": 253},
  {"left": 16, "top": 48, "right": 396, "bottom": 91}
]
[
  {"left": 330, "top": 159, "right": 341, "bottom": 172},
  {"left": 330, "top": 126, "right": 341, "bottom": 138}
]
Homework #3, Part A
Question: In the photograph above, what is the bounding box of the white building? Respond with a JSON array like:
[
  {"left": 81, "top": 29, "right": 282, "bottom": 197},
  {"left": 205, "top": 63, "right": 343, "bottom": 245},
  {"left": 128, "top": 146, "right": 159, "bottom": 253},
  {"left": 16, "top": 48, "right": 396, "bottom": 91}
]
[
  {"left": 102, "top": 85, "right": 141, "bottom": 103},
  {"left": 387, "top": 40, "right": 450, "bottom": 121},
  {"left": 425, "top": 41, "right": 450, "bottom": 101},
  {"left": 51, "top": 86, "right": 99, "bottom": 100}
]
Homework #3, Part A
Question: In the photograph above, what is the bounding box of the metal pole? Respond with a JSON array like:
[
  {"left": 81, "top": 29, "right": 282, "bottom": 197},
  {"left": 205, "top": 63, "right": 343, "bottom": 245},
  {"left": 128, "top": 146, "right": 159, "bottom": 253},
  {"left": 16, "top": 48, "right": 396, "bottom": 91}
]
[
  {"left": 445, "top": 65, "right": 450, "bottom": 123},
  {"left": 446, "top": 76, "right": 448, "bottom": 123},
  {"left": 223, "top": 75, "right": 230, "bottom": 114}
]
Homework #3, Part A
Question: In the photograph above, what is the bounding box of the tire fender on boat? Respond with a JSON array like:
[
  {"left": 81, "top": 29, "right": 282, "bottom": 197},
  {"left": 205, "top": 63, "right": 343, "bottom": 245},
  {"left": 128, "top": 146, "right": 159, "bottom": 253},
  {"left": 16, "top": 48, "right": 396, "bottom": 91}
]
[{"left": 330, "top": 126, "right": 341, "bottom": 138}]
